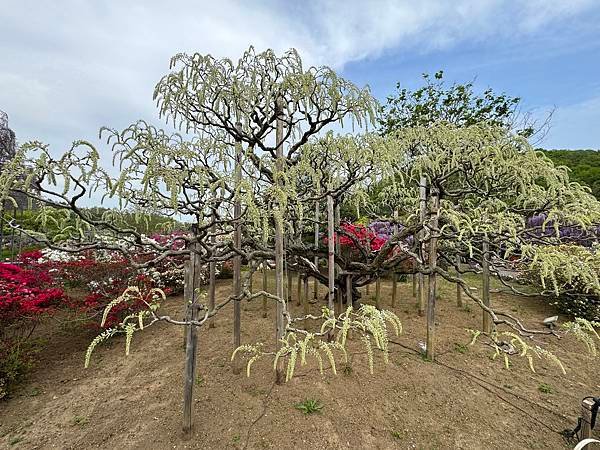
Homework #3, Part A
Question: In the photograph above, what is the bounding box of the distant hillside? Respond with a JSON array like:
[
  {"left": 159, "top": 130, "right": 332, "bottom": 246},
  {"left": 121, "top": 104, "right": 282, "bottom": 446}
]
[{"left": 539, "top": 149, "right": 600, "bottom": 199}]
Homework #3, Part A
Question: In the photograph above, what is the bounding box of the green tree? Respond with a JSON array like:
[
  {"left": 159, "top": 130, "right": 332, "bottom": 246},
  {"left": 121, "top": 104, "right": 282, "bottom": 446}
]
[
  {"left": 380, "top": 71, "right": 533, "bottom": 137},
  {"left": 540, "top": 149, "right": 600, "bottom": 199}
]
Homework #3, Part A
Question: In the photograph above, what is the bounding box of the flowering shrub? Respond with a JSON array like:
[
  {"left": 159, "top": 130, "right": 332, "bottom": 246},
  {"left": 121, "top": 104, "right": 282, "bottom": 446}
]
[
  {"left": 0, "top": 263, "right": 66, "bottom": 398},
  {"left": 324, "top": 221, "right": 402, "bottom": 253},
  {"left": 523, "top": 243, "right": 600, "bottom": 320}
]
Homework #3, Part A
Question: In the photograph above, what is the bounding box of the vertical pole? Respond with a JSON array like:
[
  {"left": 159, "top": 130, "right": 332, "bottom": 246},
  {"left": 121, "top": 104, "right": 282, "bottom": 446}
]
[
  {"left": 334, "top": 203, "right": 341, "bottom": 311},
  {"left": 313, "top": 195, "right": 320, "bottom": 300},
  {"left": 391, "top": 210, "right": 399, "bottom": 307},
  {"left": 412, "top": 264, "right": 417, "bottom": 298},
  {"left": 262, "top": 262, "right": 268, "bottom": 318},
  {"left": 208, "top": 222, "right": 216, "bottom": 329},
  {"left": 183, "top": 241, "right": 201, "bottom": 437},
  {"left": 346, "top": 274, "right": 355, "bottom": 309},
  {"left": 482, "top": 238, "right": 492, "bottom": 333},
  {"left": 456, "top": 254, "right": 463, "bottom": 308},
  {"left": 327, "top": 194, "right": 335, "bottom": 317},
  {"left": 232, "top": 122, "right": 243, "bottom": 374},
  {"left": 296, "top": 272, "right": 302, "bottom": 306},
  {"left": 303, "top": 274, "right": 309, "bottom": 316},
  {"left": 375, "top": 277, "right": 381, "bottom": 309},
  {"left": 286, "top": 260, "right": 293, "bottom": 304},
  {"left": 248, "top": 268, "right": 253, "bottom": 296},
  {"left": 417, "top": 176, "right": 427, "bottom": 316},
  {"left": 182, "top": 257, "right": 190, "bottom": 349},
  {"left": 581, "top": 398, "right": 596, "bottom": 441},
  {"left": 275, "top": 99, "right": 286, "bottom": 384},
  {"left": 426, "top": 190, "right": 439, "bottom": 361}
]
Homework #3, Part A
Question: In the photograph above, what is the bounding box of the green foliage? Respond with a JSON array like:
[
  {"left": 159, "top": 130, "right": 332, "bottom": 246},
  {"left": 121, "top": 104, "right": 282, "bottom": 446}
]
[
  {"left": 294, "top": 398, "right": 323, "bottom": 415},
  {"left": 72, "top": 415, "right": 89, "bottom": 426},
  {"left": 538, "top": 383, "right": 554, "bottom": 394},
  {"left": 541, "top": 149, "right": 600, "bottom": 199},
  {"left": 453, "top": 342, "right": 469, "bottom": 354},
  {"left": 0, "top": 337, "right": 45, "bottom": 400},
  {"left": 380, "top": 71, "right": 530, "bottom": 136}
]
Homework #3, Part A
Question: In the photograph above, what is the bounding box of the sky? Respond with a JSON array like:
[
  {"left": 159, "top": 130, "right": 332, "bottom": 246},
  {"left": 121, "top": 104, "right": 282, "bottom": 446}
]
[{"left": 1, "top": 0, "right": 600, "bottom": 154}]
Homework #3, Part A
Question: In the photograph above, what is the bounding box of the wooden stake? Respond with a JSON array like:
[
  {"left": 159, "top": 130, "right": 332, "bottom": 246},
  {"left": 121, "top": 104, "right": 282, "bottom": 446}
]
[
  {"left": 182, "top": 257, "right": 190, "bottom": 348},
  {"left": 456, "top": 255, "right": 463, "bottom": 308},
  {"left": 581, "top": 398, "right": 597, "bottom": 442},
  {"left": 391, "top": 210, "right": 398, "bottom": 307},
  {"left": 208, "top": 223, "right": 216, "bottom": 329},
  {"left": 313, "top": 195, "right": 320, "bottom": 300},
  {"left": 262, "top": 263, "right": 268, "bottom": 318},
  {"left": 327, "top": 194, "right": 335, "bottom": 318},
  {"left": 346, "top": 274, "right": 355, "bottom": 309},
  {"left": 303, "top": 273, "right": 309, "bottom": 316},
  {"left": 375, "top": 277, "right": 381, "bottom": 309},
  {"left": 482, "top": 238, "right": 492, "bottom": 333},
  {"left": 334, "top": 203, "right": 342, "bottom": 313},
  {"left": 417, "top": 176, "right": 427, "bottom": 316},
  {"left": 296, "top": 272, "right": 302, "bottom": 306},
  {"left": 232, "top": 122, "right": 243, "bottom": 375},
  {"left": 183, "top": 242, "right": 201, "bottom": 437},
  {"left": 274, "top": 99, "right": 285, "bottom": 384},
  {"left": 426, "top": 190, "right": 439, "bottom": 361}
]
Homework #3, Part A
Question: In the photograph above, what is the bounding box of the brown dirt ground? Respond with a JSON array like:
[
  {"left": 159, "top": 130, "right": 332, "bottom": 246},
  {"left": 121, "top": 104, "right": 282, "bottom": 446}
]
[{"left": 1, "top": 273, "right": 599, "bottom": 449}]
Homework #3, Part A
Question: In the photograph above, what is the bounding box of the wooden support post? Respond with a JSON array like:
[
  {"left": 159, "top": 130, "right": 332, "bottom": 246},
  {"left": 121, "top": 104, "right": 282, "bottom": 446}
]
[
  {"left": 366, "top": 282, "right": 370, "bottom": 296},
  {"left": 417, "top": 176, "right": 427, "bottom": 316},
  {"left": 426, "top": 190, "right": 439, "bottom": 361},
  {"left": 313, "top": 196, "right": 320, "bottom": 300},
  {"left": 334, "top": 203, "right": 342, "bottom": 312},
  {"left": 482, "top": 238, "right": 492, "bottom": 333},
  {"left": 248, "top": 267, "right": 253, "bottom": 295},
  {"left": 327, "top": 194, "right": 335, "bottom": 318},
  {"left": 183, "top": 242, "right": 201, "bottom": 437},
  {"left": 296, "top": 271, "right": 302, "bottom": 307},
  {"left": 581, "top": 398, "right": 597, "bottom": 443},
  {"left": 274, "top": 99, "right": 285, "bottom": 384},
  {"left": 208, "top": 223, "right": 216, "bottom": 329},
  {"left": 182, "top": 257, "right": 191, "bottom": 348},
  {"left": 346, "top": 274, "right": 356, "bottom": 309},
  {"left": 375, "top": 277, "right": 381, "bottom": 310},
  {"left": 456, "top": 255, "right": 463, "bottom": 308},
  {"left": 262, "top": 263, "right": 268, "bottom": 318},
  {"left": 303, "top": 274, "right": 309, "bottom": 316},
  {"left": 391, "top": 210, "right": 398, "bottom": 307},
  {"left": 286, "top": 258, "right": 293, "bottom": 304},
  {"left": 232, "top": 122, "right": 243, "bottom": 375}
]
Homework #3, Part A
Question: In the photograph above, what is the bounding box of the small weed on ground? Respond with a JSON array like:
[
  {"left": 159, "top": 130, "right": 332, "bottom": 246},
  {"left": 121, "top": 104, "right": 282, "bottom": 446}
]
[
  {"left": 538, "top": 383, "right": 554, "bottom": 394},
  {"left": 72, "top": 416, "right": 88, "bottom": 427},
  {"left": 9, "top": 436, "right": 24, "bottom": 446},
  {"left": 454, "top": 343, "right": 468, "bottom": 354},
  {"left": 294, "top": 399, "right": 323, "bottom": 415}
]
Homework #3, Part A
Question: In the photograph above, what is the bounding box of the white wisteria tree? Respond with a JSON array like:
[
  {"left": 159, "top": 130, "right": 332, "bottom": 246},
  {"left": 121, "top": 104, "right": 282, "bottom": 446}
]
[{"left": 2, "top": 47, "right": 600, "bottom": 437}]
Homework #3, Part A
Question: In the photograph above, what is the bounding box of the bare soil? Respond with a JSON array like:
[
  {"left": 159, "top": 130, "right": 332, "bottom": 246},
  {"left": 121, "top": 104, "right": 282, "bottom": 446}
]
[{"left": 1, "top": 274, "right": 599, "bottom": 449}]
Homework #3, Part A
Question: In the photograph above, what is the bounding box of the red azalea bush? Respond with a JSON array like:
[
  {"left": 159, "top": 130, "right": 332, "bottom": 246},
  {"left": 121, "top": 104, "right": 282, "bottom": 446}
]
[
  {"left": 324, "top": 223, "right": 387, "bottom": 253},
  {"left": 18, "top": 249, "right": 172, "bottom": 328},
  {"left": 0, "top": 262, "right": 66, "bottom": 398}
]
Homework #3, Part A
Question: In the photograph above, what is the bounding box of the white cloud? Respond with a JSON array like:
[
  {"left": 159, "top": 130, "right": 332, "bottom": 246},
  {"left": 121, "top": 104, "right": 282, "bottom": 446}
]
[{"left": 0, "top": 0, "right": 596, "bottom": 152}]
